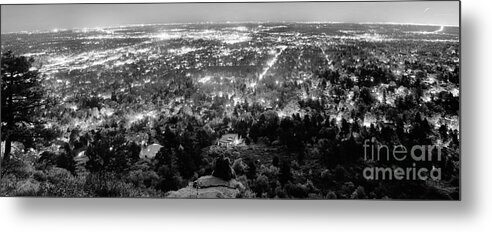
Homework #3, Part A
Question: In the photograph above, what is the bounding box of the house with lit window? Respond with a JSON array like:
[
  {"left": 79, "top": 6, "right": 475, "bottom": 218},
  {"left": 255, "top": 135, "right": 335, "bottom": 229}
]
[{"left": 217, "top": 133, "right": 243, "bottom": 147}]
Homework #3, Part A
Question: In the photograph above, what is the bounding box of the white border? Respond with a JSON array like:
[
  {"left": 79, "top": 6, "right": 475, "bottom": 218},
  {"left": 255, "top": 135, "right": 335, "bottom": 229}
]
[{"left": 2, "top": 1, "right": 491, "bottom": 232}]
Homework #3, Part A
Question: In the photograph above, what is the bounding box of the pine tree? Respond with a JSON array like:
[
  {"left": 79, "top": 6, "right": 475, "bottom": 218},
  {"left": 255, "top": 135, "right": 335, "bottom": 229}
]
[
  {"left": 279, "top": 161, "right": 292, "bottom": 186},
  {"left": 1, "top": 51, "right": 44, "bottom": 163}
]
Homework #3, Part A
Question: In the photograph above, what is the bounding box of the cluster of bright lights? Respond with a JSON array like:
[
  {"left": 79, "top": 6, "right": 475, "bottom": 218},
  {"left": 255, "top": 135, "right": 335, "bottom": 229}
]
[
  {"left": 153, "top": 29, "right": 251, "bottom": 44},
  {"left": 167, "top": 47, "right": 198, "bottom": 56},
  {"left": 198, "top": 76, "right": 213, "bottom": 84}
]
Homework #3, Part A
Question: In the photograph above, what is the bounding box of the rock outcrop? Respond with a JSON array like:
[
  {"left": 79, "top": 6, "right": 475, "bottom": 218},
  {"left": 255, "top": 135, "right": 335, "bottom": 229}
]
[
  {"left": 139, "top": 144, "right": 162, "bottom": 159},
  {"left": 166, "top": 175, "right": 244, "bottom": 198}
]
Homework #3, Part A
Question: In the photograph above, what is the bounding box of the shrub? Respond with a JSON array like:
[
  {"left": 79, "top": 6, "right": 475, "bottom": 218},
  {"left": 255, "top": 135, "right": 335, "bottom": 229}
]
[
  {"left": 0, "top": 174, "right": 19, "bottom": 196},
  {"left": 236, "top": 189, "right": 256, "bottom": 199},
  {"left": 285, "top": 182, "right": 309, "bottom": 198},
  {"left": 127, "top": 169, "right": 159, "bottom": 188},
  {"left": 156, "top": 165, "right": 185, "bottom": 192},
  {"left": 259, "top": 164, "right": 279, "bottom": 179},
  {"left": 37, "top": 151, "right": 58, "bottom": 169},
  {"left": 236, "top": 175, "right": 249, "bottom": 189},
  {"left": 253, "top": 175, "right": 270, "bottom": 197},
  {"left": 232, "top": 158, "right": 247, "bottom": 176},
  {"left": 308, "top": 193, "right": 324, "bottom": 199},
  {"left": 319, "top": 168, "right": 337, "bottom": 189},
  {"left": 40, "top": 177, "right": 87, "bottom": 197},
  {"left": 279, "top": 161, "right": 292, "bottom": 185},
  {"left": 275, "top": 185, "right": 287, "bottom": 198},
  {"left": 45, "top": 167, "right": 72, "bottom": 184},
  {"left": 84, "top": 172, "right": 141, "bottom": 197},
  {"left": 1, "top": 158, "right": 34, "bottom": 179},
  {"left": 245, "top": 159, "right": 257, "bottom": 180},
  {"left": 351, "top": 186, "right": 367, "bottom": 199},
  {"left": 56, "top": 152, "right": 76, "bottom": 174},
  {"left": 257, "top": 136, "right": 271, "bottom": 145},
  {"left": 305, "top": 180, "right": 319, "bottom": 193},
  {"left": 326, "top": 191, "right": 337, "bottom": 199},
  {"left": 36, "top": 167, "right": 87, "bottom": 197},
  {"left": 338, "top": 181, "right": 355, "bottom": 199},
  {"left": 333, "top": 165, "right": 349, "bottom": 181},
  {"left": 212, "top": 155, "right": 234, "bottom": 181},
  {"left": 32, "top": 170, "right": 47, "bottom": 182},
  {"left": 15, "top": 179, "right": 41, "bottom": 196},
  {"left": 272, "top": 156, "right": 280, "bottom": 167}
]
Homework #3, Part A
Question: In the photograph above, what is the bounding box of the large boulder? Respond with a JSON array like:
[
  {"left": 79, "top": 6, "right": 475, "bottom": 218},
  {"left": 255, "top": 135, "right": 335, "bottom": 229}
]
[
  {"left": 166, "top": 175, "right": 244, "bottom": 198},
  {"left": 166, "top": 184, "right": 240, "bottom": 198},
  {"left": 197, "top": 187, "right": 239, "bottom": 198},
  {"left": 195, "top": 175, "right": 244, "bottom": 190}
]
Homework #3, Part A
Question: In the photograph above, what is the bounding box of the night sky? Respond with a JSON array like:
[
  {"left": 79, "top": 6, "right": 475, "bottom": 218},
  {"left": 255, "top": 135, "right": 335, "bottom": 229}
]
[{"left": 1, "top": 1, "right": 459, "bottom": 33}]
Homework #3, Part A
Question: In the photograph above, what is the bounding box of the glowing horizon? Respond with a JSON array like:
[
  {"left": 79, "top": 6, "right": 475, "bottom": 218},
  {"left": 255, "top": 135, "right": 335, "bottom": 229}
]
[{"left": 1, "top": 1, "right": 459, "bottom": 34}]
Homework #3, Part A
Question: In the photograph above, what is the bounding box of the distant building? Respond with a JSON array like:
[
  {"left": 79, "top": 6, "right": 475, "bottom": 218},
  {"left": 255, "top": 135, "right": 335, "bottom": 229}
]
[
  {"left": 217, "top": 133, "right": 243, "bottom": 147},
  {"left": 139, "top": 143, "right": 163, "bottom": 159}
]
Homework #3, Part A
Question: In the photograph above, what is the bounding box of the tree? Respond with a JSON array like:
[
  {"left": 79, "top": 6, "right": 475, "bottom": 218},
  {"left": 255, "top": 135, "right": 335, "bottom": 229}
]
[
  {"left": 212, "top": 154, "right": 234, "bottom": 181},
  {"left": 279, "top": 160, "right": 292, "bottom": 186},
  {"left": 246, "top": 158, "right": 257, "bottom": 180},
  {"left": 1, "top": 51, "right": 44, "bottom": 163},
  {"left": 85, "top": 129, "right": 140, "bottom": 173},
  {"left": 359, "top": 87, "right": 375, "bottom": 106},
  {"left": 155, "top": 147, "right": 184, "bottom": 192},
  {"left": 272, "top": 156, "right": 280, "bottom": 167}
]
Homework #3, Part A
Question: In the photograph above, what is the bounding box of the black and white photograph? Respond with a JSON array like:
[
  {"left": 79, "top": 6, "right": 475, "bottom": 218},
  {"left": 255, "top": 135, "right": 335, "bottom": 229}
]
[{"left": 0, "top": 1, "right": 460, "bottom": 199}]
